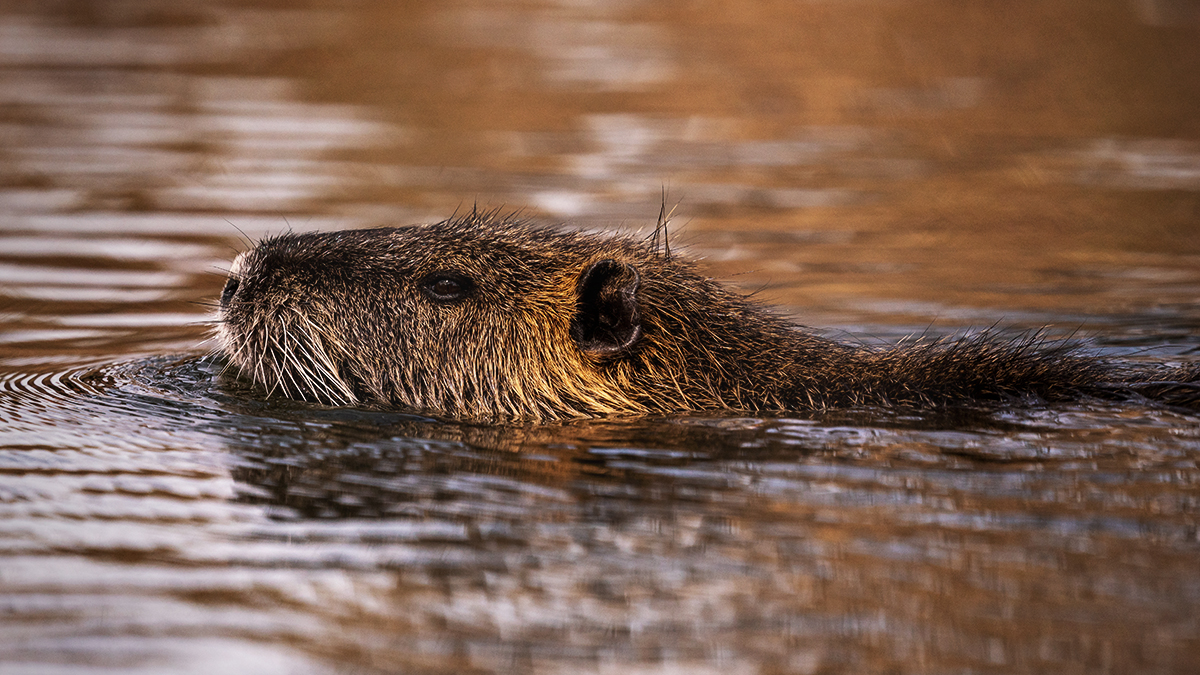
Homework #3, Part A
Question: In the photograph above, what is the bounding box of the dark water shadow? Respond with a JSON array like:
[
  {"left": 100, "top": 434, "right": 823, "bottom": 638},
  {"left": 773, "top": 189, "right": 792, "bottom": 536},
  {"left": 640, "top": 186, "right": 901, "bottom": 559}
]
[{"left": 80, "top": 354, "right": 1200, "bottom": 521}]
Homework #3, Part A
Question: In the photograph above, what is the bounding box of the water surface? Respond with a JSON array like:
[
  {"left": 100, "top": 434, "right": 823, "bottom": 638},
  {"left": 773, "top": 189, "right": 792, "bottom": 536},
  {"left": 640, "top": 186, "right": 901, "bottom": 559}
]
[{"left": 2, "top": 1, "right": 1199, "bottom": 673}]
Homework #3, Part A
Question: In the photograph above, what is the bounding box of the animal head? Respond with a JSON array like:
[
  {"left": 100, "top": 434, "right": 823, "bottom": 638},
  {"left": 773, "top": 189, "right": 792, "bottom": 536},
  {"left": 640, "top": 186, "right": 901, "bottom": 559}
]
[{"left": 216, "top": 213, "right": 689, "bottom": 418}]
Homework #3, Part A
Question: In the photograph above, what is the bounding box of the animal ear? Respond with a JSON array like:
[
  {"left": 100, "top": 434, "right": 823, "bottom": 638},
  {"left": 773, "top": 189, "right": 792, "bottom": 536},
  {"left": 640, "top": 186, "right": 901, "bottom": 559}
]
[{"left": 571, "top": 259, "right": 643, "bottom": 355}]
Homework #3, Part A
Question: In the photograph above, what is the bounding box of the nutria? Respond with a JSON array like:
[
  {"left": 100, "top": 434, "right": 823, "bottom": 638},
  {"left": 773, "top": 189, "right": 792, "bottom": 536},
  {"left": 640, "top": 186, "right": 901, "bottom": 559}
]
[{"left": 214, "top": 211, "right": 1199, "bottom": 419}]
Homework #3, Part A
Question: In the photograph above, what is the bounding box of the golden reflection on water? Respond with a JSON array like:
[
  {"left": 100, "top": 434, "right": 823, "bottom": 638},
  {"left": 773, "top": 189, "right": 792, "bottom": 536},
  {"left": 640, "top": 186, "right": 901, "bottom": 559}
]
[{"left": 1, "top": 1, "right": 1199, "bottom": 674}]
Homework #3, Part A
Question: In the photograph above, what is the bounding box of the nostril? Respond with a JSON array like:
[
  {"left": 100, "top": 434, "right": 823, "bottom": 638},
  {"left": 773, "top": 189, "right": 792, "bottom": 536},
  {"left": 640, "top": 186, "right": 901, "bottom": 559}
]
[{"left": 220, "top": 277, "right": 240, "bottom": 306}]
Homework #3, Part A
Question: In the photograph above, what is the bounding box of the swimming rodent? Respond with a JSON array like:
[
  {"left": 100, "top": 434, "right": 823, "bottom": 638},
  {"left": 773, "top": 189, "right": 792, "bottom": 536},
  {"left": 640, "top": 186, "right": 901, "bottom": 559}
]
[{"left": 215, "top": 212, "right": 1200, "bottom": 419}]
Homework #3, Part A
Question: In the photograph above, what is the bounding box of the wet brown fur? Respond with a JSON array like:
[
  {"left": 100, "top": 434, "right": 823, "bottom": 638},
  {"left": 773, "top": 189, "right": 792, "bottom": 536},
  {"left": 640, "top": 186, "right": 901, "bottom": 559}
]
[{"left": 215, "top": 212, "right": 1199, "bottom": 419}]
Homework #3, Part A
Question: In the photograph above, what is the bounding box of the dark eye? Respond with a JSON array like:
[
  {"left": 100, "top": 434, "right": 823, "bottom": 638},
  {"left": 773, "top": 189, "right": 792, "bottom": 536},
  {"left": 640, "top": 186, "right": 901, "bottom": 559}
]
[
  {"left": 420, "top": 272, "right": 474, "bottom": 303},
  {"left": 220, "top": 277, "right": 240, "bottom": 306}
]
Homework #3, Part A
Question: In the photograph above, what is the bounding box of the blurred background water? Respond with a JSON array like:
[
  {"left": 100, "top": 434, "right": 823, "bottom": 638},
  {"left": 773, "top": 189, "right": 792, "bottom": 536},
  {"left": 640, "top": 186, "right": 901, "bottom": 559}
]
[{"left": 1, "top": 0, "right": 1199, "bottom": 673}]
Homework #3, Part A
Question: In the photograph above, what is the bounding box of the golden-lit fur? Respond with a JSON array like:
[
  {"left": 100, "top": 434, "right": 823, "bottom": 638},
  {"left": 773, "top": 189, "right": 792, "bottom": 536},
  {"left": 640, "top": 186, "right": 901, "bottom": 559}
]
[{"left": 215, "top": 212, "right": 1199, "bottom": 419}]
